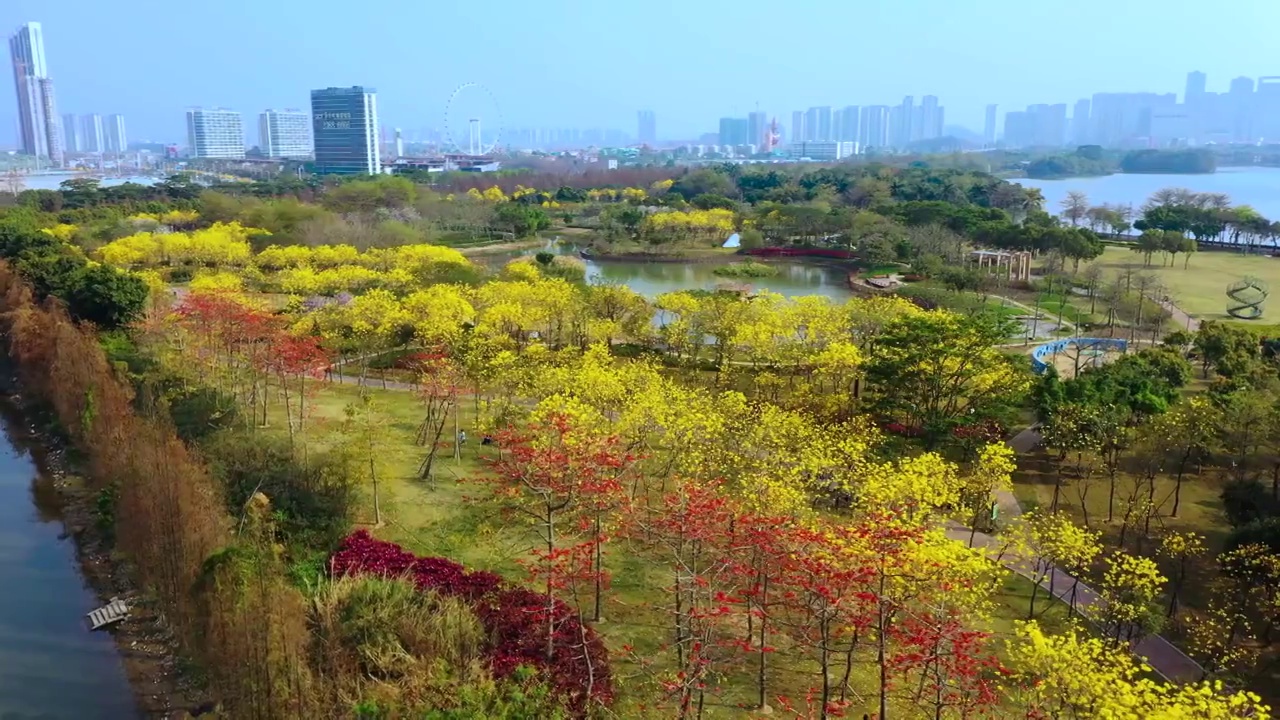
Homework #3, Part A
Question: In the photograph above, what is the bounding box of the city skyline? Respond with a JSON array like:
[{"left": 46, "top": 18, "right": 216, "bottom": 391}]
[{"left": 4, "top": 0, "right": 1280, "bottom": 145}]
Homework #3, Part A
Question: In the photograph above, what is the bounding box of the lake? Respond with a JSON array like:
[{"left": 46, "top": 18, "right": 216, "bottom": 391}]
[
  {"left": 1013, "top": 166, "right": 1280, "bottom": 220},
  {"left": 489, "top": 241, "right": 855, "bottom": 301},
  {"left": 0, "top": 412, "right": 137, "bottom": 719}
]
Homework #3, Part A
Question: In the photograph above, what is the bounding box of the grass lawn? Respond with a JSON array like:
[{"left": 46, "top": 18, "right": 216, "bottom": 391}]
[
  {"left": 264, "top": 379, "right": 1089, "bottom": 717},
  {"left": 1081, "top": 245, "right": 1280, "bottom": 323}
]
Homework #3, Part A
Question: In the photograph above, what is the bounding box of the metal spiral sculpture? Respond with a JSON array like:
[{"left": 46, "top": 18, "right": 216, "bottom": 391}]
[{"left": 1226, "top": 277, "right": 1269, "bottom": 320}]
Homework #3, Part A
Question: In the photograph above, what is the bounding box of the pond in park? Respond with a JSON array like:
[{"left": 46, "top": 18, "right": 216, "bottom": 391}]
[{"left": 488, "top": 240, "right": 855, "bottom": 301}]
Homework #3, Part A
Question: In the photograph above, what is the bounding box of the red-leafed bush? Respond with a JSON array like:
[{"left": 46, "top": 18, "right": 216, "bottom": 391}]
[
  {"left": 882, "top": 421, "right": 924, "bottom": 437},
  {"left": 331, "top": 530, "right": 613, "bottom": 714},
  {"left": 743, "top": 247, "right": 855, "bottom": 259}
]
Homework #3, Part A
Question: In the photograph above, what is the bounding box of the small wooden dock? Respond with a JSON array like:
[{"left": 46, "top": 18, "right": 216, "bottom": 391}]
[{"left": 87, "top": 598, "right": 129, "bottom": 631}]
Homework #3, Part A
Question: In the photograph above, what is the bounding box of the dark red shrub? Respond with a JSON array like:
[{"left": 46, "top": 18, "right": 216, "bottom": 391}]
[{"left": 330, "top": 531, "right": 614, "bottom": 714}]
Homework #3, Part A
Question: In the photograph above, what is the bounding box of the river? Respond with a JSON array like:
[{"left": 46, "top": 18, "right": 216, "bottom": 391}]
[
  {"left": 0, "top": 413, "right": 137, "bottom": 719},
  {"left": 1013, "top": 165, "right": 1280, "bottom": 219}
]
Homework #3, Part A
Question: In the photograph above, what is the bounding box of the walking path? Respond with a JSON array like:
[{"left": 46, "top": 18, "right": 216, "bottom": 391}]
[
  {"left": 979, "top": 425, "right": 1206, "bottom": 683},
  {"left": 1158, "top": 297, "right": 1202, "bottom": 333}
]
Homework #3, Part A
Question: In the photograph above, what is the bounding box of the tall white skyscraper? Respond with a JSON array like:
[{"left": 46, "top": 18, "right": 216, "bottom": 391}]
[
  {"left": 186, "top": 108, "right": 245, "bottom": 158},
  {"left": 259, "top": 109, "right": 312, "bottom": 158},
  {"left": 310, "top": 86, "right": 380, "bottom": 175},
  {"left": 10, "top": 22, "right": 63, "bottom": 164},
  {"left": 105, "top": 114, "right": 127, "bottom": 153},
  {"left": 80, "top": 113, "right": 104, "bottom": 153}
]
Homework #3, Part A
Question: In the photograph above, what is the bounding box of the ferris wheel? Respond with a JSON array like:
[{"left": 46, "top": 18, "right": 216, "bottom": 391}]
[{"left": 443, "top": 82, "right": 503, "bottom": 156}]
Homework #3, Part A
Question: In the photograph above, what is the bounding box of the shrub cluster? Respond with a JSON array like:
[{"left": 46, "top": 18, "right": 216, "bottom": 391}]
[{"left": 331, "top": 530, "right": 613, "bottom": 714}]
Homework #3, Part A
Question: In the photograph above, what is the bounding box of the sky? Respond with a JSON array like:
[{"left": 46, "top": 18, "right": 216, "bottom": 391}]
[{"left": 4, "top": 0, "right": 1279, "bottom": 146}]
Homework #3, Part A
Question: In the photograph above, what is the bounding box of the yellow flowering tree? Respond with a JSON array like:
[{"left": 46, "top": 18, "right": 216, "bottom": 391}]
[{"left": 1099, "top": 551, "right": 1166, "bottom": 643}]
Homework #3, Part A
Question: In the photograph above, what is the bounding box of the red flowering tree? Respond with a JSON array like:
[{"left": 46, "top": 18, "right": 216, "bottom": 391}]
[
  {"left": 263, "top": 333, "right": 330, "bottom": 449},
  {"left": 637, "top": 483, "right": 746, "bottom": 719},
  {"left": 412, "top": 349, "right": 465, "bottom": 484},
  {"left": 483, "top": 413, "right": 632, "bottom": 646},
  {"left": 171, "top": 291, "right": 282, "bottom": 427},
  {"left": 775, "top": 523, "right": 877, "bottom": 719},
  {"left": 889, "top": 610, "right": 1005, "bottom": 719}
]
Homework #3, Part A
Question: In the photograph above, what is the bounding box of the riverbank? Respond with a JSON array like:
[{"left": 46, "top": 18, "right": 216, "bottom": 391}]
[{"left": 0, "top": 381, "right": 209, "bottom": 718}]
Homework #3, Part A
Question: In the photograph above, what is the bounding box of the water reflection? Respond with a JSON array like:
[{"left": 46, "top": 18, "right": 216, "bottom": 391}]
[{"left": 0, "top": 411, "right": 138, "bottom": 719}]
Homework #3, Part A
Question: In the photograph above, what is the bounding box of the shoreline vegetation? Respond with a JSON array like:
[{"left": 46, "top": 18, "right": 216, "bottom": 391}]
[
  {"left": 2, "top": 164, "right": 1279, "bottom": 717},
  {"left": 1010, "top": 148, "right": 1218, "bottom": 181}
]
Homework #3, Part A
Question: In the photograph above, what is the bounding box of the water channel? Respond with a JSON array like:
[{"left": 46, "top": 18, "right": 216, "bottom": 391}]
[{"left": 0, "top": 412, "right": 137, "bottom": 719}]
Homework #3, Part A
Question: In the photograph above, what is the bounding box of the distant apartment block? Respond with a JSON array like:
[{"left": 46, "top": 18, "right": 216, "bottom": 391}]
[
  {"left": 859, "top": 106, "right": 890, "bottom": 150},
  {"left": 311, "top": 86, "right": 380, "bottom": 175},
  {"left": 259, "top": 109, "right": 312, "bottom": 159},
  {"left": 637, "top": 110, "right": 657, "bottom": 145},
  {"left": 62, "top": 113, "right": 81, "bottom": 152},
  {"left": 105, "top": 114, "right": 127, "bottom": 153},
  {"left": 186, "top": 108, "right": 245, "bottom": 159},
  {"left": 80, "top": 114, "right": 104, "bottom": 153},
  {"left": 786, "top": 141, "right": 857, "bottom": 161},
  {"left": 983, "top": 104, "right": 998, "bottom": 144},
  {"left": 718, "top": 117, "right": 749, "bottom": 146}
]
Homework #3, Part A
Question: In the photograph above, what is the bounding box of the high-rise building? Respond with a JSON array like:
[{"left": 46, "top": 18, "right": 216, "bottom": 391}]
[
  {"left": 717, "top": 117, "right": 749, "bottom": 146},
  {"left": 747, "top": 111, "right": 767, "bottom": 147},
  {"left": 80, "top": 113, "right": 104, "bottom": 153},
  {"left": 259, "top": 109, "right": 312, "bottom": 158},
  {"left": 815, "top": 106, "right": 833, "bottom": 141},
  {"left": 1003, "top": 111, "right": 1032, "bottom": 147},
  {"left": 185, "top": 108, "right": 245, "bottom": 159},
  {"left": 10, "top": 22, "right": 63, "bottom": 164},
  {"left": 105, "top": 114, "right": 127, "bottom": 153},
  {"left": 859, "top": 106, "right": 890, "bottom": 149},
  {"left": 1256, "top": 77, "right": 1280, "bottom": 142},
  {"left": 61, "top": 112, "right": 81, "bottom": 152},
  {"left": 983, "top": 104, "right": 998, "bottom": 144},
  {"left": 1071, "top": 99, "right": 1091, "bottom": 144},
  {"left": 893, "top": 96, "right": 914, "bottom": 147},
  {"left": 838, "top": 106, "right": 859, "bottom": 142},
  {"left": 1229, "top": 76, "right": 1255, "bottom": 142},
  {"left": 1185, "top": 71, "right": 1207, "bottom": 103},
  {"left": 920, "top": 95, "right": 942, "bottom": 140},
  {"left": 637, "top": 110, "right": 656, "bottom": 145},
  {"left": 394, "top": 128, "right": 404, "bottom": 159},
  {"left": 790, "top": 110, "right": 805, "bottom": 145},
  {"left": 311, "top": 86, "right": 380, "bottom": 175}
]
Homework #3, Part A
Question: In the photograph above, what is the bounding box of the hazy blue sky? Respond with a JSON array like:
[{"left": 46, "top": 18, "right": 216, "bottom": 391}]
[{"left": 4, "top": 0, "right": 1278, "bottom": 145}]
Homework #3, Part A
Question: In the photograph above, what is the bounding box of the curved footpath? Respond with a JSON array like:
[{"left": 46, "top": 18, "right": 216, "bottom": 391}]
[{"left": 965, "top": 425, "right": 1205, "bottom": 683}]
